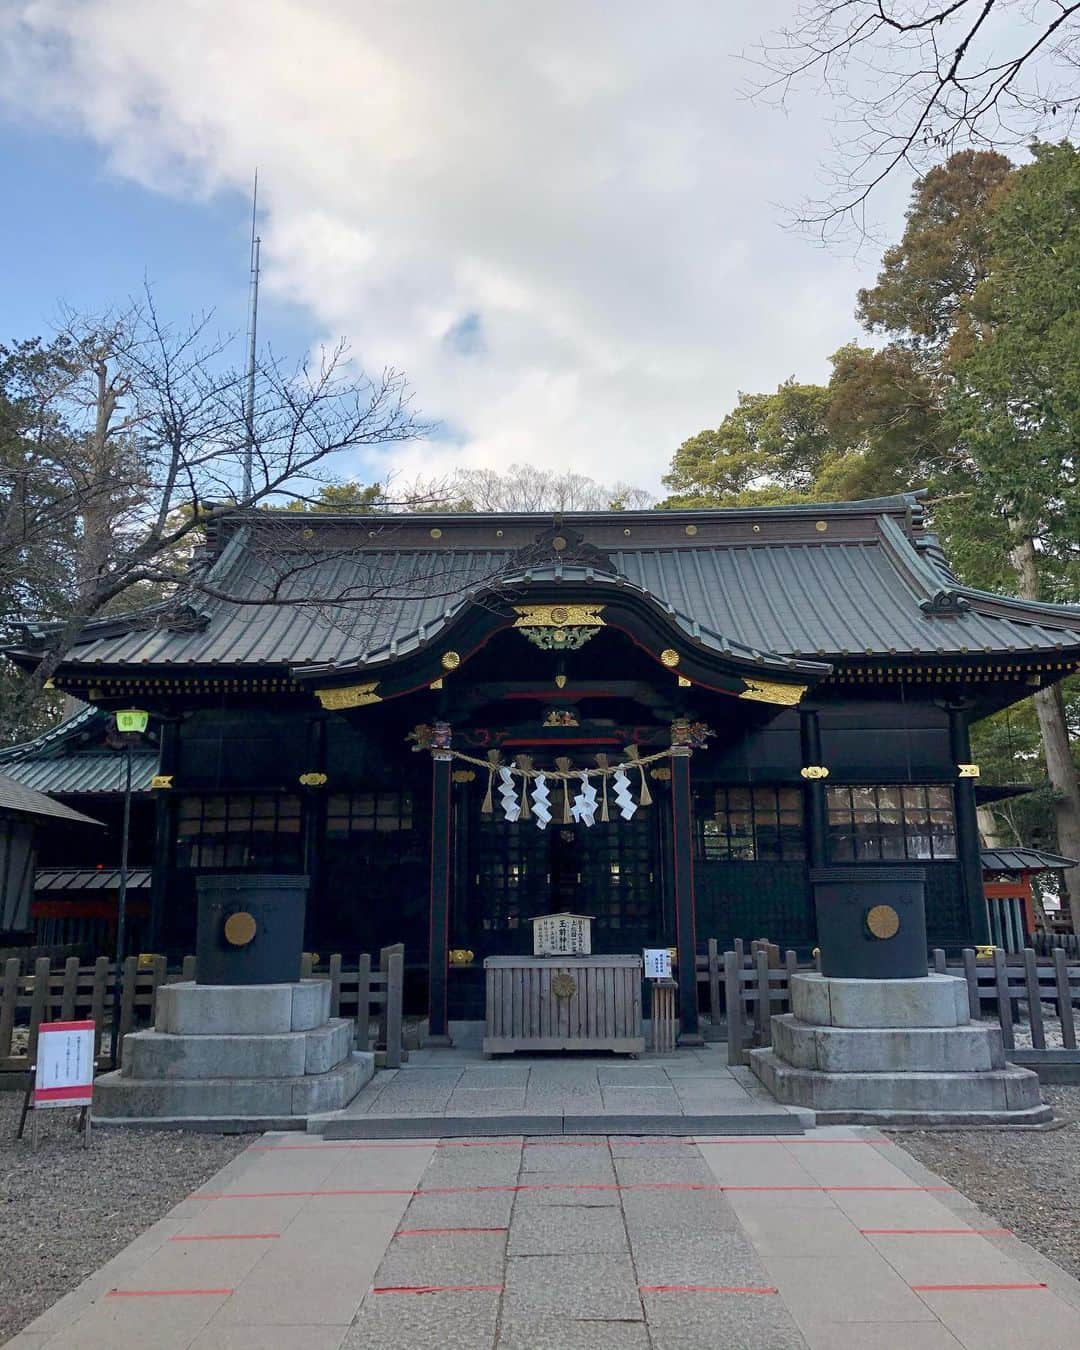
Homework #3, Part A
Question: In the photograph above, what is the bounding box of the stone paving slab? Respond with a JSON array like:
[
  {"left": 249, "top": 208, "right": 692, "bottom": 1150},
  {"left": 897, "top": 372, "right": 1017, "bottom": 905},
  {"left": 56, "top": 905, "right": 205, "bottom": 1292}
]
[
  {"left": 10, "top": 1122, "right": 1080, "bottom": 1350},
  {"left": 502, "top": 1252, "right": 643, "bottom": 1321}
]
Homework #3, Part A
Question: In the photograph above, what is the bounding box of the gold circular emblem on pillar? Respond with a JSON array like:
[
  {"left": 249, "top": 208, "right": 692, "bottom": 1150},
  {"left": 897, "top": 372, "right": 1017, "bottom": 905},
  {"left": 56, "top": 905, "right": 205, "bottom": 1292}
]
[
  {"left": 224, "top": 911, "right": 258, "bottom": 947},
  {"left": 660, "top": 649, "right": 680, "bottom": 668},
  {"left": 441, "top": 650, "right": 461, "bottom": 670},
  {"left": 865, "top": 905, "right": 900, "bottom": 940},
  {"left": 551, "top": 973, "right": 577, "bottom": 1000}
]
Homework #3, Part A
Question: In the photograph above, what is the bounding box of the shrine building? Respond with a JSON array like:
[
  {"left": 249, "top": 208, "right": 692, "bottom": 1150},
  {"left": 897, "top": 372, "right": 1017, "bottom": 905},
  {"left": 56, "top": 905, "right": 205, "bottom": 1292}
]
[{"left": 7, "top": 492, "right": 1080, "bottom": 1039}]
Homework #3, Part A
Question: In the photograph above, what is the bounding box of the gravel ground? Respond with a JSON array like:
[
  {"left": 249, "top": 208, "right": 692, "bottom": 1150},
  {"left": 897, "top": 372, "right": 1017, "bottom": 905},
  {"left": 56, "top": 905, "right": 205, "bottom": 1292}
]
[
  {"left": 894, "top": 1085, "right": 1080, "bottom": 1284},
  {"left": 0, "top": 1093, "right": 253, "bottom": 1345}
]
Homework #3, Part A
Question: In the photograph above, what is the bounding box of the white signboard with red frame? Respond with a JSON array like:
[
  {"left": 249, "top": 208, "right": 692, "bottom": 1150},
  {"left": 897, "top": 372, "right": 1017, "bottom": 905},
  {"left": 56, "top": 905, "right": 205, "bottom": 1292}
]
[{"left": 34, "top": 1020, "right": 95, "bottom": 1109}]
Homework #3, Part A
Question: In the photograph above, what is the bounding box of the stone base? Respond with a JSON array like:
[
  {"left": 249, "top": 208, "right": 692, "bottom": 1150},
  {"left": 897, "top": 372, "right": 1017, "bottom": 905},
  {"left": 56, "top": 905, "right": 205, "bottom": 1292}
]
[
  {"left": 751, "top": 972, "right": 1050, "bottom": 1126},
  {"left": 155, "top": 980, "right": 331, "bottom": 1034},
  {"left": 94, "top": 980, "right": 371, "bottom": 1128},
  {"left": 94, "top": 1052, "right": 373, "bottom": 1120}
]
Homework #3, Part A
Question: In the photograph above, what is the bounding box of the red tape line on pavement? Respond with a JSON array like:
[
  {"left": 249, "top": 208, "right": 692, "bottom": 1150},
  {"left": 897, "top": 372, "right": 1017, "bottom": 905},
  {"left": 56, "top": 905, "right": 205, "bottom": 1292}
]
[
  {"left": 250, "top": 1139, "right": 703, "bottom": 1152},
  {"left": 912, "top": 1283, "right": 1047, "bottom": 1292},
  {"left": 107, "top": 1288, "right": 234, "bottom": 1298},
  {"left": 372, "top": 1285, "right": 503, "bottom": 1295},
  {"left": 396, "top": 1227, "right": 508, "bottom": 1237},
  {"left": 170, "top": 1233, "right": 280, "bottom": 1242},
  {"left": 197, "top": 1189, "right": 416, "bottom": 1199},
  {"left": 249, "top": 1142, "right": 435, "bottom": 1152},
  {"left": 640, "top": 1285, "right": 778, "bottom": 1295},
  {"left": 863, "top": 1228, "right": 1012, "bottom": 1236},
  {"left": 694, "top": 1138, "right": 887, "bottom": 1146},
  {"left": 195, "top": 1182, "right": 951, "bottom": 1201}
]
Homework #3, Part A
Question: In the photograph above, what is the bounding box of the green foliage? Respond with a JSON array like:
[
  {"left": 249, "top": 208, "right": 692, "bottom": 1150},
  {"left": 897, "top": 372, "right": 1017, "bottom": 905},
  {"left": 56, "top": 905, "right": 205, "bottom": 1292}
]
[
  {"left": 281, "top": 481, "right": 386, "bottom": 513},
  {"left": 857, "top": 150, "right": 1014, "bottom": 363},
  {"left": 948, "top": 141, "right": 1080, "bottom": 602},
  {"left": 662, "top": 380, "right": 847, "bottom": 507},
  {"left": 661, "top": 145, "right": 1080, "bottom": 862}
]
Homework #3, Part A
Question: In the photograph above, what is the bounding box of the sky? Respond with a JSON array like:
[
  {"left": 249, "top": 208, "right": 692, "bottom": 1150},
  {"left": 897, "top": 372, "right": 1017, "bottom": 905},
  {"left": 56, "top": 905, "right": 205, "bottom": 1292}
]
[{"left": 0, "top": 0, "right": 915, "bottom": 495}]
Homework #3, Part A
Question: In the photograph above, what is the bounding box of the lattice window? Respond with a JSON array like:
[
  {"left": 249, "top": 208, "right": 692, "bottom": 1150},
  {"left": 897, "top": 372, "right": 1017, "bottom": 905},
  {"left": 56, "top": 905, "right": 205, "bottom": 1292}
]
[
  {"left": 176, "top": 794, "right": 302, "bottom": 869},
  {"left": 326, "top": 792, "right": 414, "bottom": 836},
  {"left": 697, "top": 787, "right": 805, "bottom": 861},
  {"left": 826, "top": 785, "right": 957, "bottom": 862}
]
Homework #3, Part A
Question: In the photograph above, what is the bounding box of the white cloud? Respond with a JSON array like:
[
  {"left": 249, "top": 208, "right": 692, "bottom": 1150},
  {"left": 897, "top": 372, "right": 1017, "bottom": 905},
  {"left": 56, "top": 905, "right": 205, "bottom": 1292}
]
[{"left": 0, "top": 0, "right": 893, "bottom": 491}]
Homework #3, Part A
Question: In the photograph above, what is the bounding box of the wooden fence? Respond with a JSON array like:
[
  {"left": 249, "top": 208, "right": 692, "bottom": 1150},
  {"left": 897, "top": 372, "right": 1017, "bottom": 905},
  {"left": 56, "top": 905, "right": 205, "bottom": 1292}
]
[
  {"left": 722, "top": 944, "right": 1080, "bottom": 1077},
  {"left": 0, "top": 954, "right": 168, "bottom": 1073},
  {"left": 0, "top": 947, "right": 406, "bottom": 1077}
]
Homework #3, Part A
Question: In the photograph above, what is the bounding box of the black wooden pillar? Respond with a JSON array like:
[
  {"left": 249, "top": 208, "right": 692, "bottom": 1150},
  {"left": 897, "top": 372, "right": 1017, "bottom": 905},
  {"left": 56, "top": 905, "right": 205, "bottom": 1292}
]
[
  {"left": 300, "top": 715, "right": 328, "bottom": 952},
  {"left": 799, "top": 708, "right": 828, "bottom": 869},
  {"left": 148, "top": 715, "right": 179, "bottom": 953},
  {"left": 670, "top": 745, "right": 703, "bottom": 1044},
  {"left": 427, "top": 747, "right": 454, "bottom": 1043},
  {"left": 949, "top": 706, "right": 991, "bottom": 946}
]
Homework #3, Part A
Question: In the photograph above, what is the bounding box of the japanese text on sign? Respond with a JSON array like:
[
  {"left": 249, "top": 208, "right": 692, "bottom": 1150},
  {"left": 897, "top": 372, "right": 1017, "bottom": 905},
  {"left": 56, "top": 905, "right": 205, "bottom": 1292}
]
[
  {"left": 533, "top": 913, "right": 592, "bottom": 957},
  {"left": 643, "top": 948, "right": 673, "bottom": 980},
  {"left": 34, "top": 1021, "right": 94, "bottom": 1109}
]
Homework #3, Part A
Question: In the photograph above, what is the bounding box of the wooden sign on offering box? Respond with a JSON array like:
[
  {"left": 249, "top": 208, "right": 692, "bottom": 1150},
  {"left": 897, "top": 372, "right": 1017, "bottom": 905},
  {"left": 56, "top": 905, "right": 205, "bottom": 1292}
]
[{"left": 532, "top": 912, "right": 592, "bottom": 957}]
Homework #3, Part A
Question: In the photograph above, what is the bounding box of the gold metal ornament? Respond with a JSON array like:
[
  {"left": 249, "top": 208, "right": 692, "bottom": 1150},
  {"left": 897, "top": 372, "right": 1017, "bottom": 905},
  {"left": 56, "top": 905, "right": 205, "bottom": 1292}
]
[
  {"left": 315, "top": 682, "right": 381, "bottom": 710},
  {"left": 551, "top": 973, "right": 577, "bottom": 1000},
  {"left": 449, "top": 949, "right": 474, "bottom": 965},
  {"left": 298, "top": 772, "right": 328, "bottom": 787},
  {"left": 740, "top": 679, "right": 808, "bottom": 706},
  {"left": 441, "top": 651, "right": 462, "bottom": 670},
  {"left": 865, "top": 905, "right": 900, "bottom": 940},
  {"left": 452, "top": 769, "right": 476, "bottom": 783},
  {"left": 800, "top": 765, "right": 830, "bottom": 779},
  {"left": 224, "top": 912, "right": 258, "bottom": 947},
  {"left": 513, "top": 604, "right": 604, "bottom": 629},
  {"left": 554, "top": 673, "right": 567, "bottom": 689},
  {"left": 150, "top": 774, "right": 173, "bottom": 790},
  {"left": 660, "top": 649, "right": 680, "bottom": 668},
  {"left": 957, "top": 763, "right": 981, "bottom": 778},
  {"left": 677, "top": 675, "right": 692, "bottom": 687}
]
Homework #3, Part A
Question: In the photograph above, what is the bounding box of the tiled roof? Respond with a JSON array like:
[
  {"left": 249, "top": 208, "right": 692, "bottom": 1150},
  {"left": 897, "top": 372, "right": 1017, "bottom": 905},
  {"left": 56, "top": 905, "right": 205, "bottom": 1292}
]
[
  {"left": 8, "top": 494, "right": 1080, "bottom": 672},
  {"left": 981, "top": 847, "right": 1077, "bottom": 874},
  {"left": 0, "top": 753, "right": 157, "bottom": 795},
  {"left": 35, "top": 866, "right": 152, "bottom": 891},
  {"left": 0, "top": 773, "right": 103, "bottom": 826}
]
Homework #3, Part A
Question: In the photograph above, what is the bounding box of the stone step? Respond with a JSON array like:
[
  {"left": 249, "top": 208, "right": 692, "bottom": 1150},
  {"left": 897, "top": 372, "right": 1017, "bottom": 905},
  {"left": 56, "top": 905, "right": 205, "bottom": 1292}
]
[
  {"left": 121, "top": 1019, "right": 354, "bottom": 1080},
  {"left": 154, "top": 979, "right": 331, "bottom": 1036},
  {"left": 749, "top": 1048, "right": 1045, "bottom": 1115},
  {"left": 770, "top": 1014, "right": 1006, "bottom": 1074},
  {"left": 92, "top": 1051, "right": 374, "bottom": 1121},
  {"left": 791, "top": 972, "right": 970, "bottom": 1029},
  {"left": 317, "top": 1110, "right": 805, "bottom": 1139}
]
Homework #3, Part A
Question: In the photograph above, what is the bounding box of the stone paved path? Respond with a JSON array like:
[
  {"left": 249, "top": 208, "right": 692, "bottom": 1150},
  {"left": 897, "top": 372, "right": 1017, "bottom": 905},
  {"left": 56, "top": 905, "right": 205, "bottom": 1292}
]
[
  {"left": 319, "top": 1026, "right": 807, "bottom": 1135},
  {"left": 9, "top": 1126, "right": 1080, "bottom": 1349}
]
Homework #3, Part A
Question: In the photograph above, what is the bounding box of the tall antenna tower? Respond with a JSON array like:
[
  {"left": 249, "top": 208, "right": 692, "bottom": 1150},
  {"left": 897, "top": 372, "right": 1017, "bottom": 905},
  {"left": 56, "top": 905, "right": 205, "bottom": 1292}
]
[{"left": 242, "top": 170, "right": 261, "bottom": 500}]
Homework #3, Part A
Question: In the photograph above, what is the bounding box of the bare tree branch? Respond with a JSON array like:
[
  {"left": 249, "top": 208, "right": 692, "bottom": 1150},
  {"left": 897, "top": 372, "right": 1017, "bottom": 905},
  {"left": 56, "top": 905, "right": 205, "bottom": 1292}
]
[{"left": 746, "top": 1, "right": 1080, "bottom": 239}]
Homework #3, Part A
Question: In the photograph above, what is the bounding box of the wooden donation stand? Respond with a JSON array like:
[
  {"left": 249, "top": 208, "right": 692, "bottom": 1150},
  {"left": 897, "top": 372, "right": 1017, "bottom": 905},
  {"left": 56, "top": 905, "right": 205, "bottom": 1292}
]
[{"left": 483, "top": 914, "right": 645, "bottom": 1056}]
